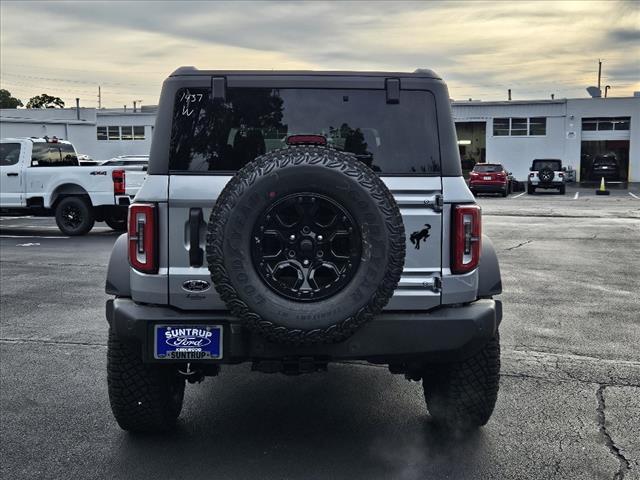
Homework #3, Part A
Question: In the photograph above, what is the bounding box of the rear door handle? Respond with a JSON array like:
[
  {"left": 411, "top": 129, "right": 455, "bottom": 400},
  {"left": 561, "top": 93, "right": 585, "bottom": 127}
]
[
  {"left": 6, "top": 172, "right": 19, "bottom": 177},
  {"left": 189, "top": 208, "right": 204, "bottom": 267}
]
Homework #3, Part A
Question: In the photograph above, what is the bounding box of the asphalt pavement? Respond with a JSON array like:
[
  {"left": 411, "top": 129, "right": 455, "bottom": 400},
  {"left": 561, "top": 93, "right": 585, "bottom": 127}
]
[{"left": 1, "top": 186, "right": 639, "bottom": 480}]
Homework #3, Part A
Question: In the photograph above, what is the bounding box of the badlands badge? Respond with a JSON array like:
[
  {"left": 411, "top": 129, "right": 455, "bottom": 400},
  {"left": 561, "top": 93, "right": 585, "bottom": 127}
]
[{"left": 154, "top": 325, "right": 223, "bottom": 360}]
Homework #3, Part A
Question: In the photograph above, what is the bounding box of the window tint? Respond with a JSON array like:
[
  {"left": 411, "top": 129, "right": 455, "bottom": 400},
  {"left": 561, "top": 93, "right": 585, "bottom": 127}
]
[
  {"left": 97, "top": 126, "right": 107, "bottom": 140},
  {"left": 532, "top": 159, "right": 561, "bottom": 171},
  {"left": 493, "top": 118, "right": 509, "bottom": 136},
  {"left": 0, "top": 143, "right": 21, "bottom": 166},
  {"left": 108, "top": 126, "right": 120, "bottom": 140},
  {"left": 510, "top": 118, "right": 527, "bottom": 136},
  {"left": 529, "top": 117, "right": 546, "bottom": 135},
  {"left": 134, "top": 126, "right": 145, "bottom": 140},
  {"left": 121, "top": 126, "right": 133, "bottom": 140},
  {"left": 169, "top": 87, "right": 440, "bottom": 175},
  {"left": 31, "top": 143, "right": 78, "bottom": 167},
  {"left": 473, "top": 164, "right": 503, "bottom": 172}
]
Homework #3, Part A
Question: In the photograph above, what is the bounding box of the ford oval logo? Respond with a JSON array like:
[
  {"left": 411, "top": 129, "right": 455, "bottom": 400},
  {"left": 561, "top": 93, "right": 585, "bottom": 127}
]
[{"left": 182, "top": 279, "right": 211, "bottom": 292}]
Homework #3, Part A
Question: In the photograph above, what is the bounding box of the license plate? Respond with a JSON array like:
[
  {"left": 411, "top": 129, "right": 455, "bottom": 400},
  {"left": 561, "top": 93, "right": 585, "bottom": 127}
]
[
  {"left": 154, "top": 325, "right": 223, "bottom": 360},
  {"left": 483, "top": 176, "right": 492, "bottom": 180}
]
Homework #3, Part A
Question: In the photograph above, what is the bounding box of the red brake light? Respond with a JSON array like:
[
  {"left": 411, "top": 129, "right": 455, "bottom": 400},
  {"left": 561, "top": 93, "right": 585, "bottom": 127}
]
[
  {"left": 128, "top": 203, "right": 157, "bottom": 274},
  {"left": 112, "top": 169, "right": 125, "bottom": 195},
  {"left": 451, "top": 204, "right": 481, "bottom": 274},
  {"left": 286, "top": 134, "right": 327, "bottom": 146}
]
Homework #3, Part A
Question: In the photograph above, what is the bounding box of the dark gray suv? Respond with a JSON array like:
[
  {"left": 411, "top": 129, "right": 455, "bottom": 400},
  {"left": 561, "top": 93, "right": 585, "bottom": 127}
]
[{"left": 105, "top": 68, "right": 503, "bottom": 433}]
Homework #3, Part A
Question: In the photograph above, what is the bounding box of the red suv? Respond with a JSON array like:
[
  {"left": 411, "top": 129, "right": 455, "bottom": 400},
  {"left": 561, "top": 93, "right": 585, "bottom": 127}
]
[{"left": 469, "top": 163, "right": 511, "bottom": 197}]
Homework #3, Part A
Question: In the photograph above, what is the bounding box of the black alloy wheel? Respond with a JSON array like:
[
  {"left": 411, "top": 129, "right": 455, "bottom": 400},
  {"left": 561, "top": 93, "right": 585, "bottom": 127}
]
[{"left": 251, "top": 192, "right": 362, "bottom": 302}]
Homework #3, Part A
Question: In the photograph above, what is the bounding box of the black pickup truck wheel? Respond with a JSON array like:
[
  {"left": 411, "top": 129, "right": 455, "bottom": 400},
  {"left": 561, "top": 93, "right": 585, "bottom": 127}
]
[
  {"left": 55, "top": 196, "right": 95, "bottom": 236},
  {"left": 206, "top": 146, "right": 406, "bottom": 345}
]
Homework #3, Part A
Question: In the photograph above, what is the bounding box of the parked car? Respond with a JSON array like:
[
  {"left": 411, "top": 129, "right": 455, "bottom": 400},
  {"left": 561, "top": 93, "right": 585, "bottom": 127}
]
[
  {"left": 0, "top": 137, "right": 145, "bottom": 234},
  {"left": 591, "top": 154, "right": 620, "bottom": 181},
  {"left": 105, "top": 67, "right": 503, "bottom": 433},
  {"left": 468, "top": 163, "right": 511, "bottom": 197},
  {"left": 527, "top": 158, "right": 566, "bottom": 194}
]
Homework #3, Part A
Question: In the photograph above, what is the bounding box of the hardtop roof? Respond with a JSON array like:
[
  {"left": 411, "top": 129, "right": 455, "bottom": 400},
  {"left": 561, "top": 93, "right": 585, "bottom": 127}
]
[{"left": 169, "top": 66, "right": 441, "bottom": 79}]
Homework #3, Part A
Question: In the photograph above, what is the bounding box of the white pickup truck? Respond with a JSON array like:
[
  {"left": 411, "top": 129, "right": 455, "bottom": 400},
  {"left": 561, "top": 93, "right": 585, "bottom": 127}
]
[{"left": 0, "top": 137, "right": 145, "bottom": 235}]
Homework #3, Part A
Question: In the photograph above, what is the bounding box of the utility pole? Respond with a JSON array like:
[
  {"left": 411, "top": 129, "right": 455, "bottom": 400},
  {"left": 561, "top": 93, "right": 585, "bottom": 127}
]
[{"left": 98, "top": 86, "right": 102, "bottom": 109}]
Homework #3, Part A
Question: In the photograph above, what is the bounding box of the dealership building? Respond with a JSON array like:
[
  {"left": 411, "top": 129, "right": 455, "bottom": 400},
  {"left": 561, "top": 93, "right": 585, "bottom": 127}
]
[
  {"left": 452, "top": 96, "right": 640, "bottom": 183},
  {"left": 2, "top": 94, "right": 639, "bottom": 183}
]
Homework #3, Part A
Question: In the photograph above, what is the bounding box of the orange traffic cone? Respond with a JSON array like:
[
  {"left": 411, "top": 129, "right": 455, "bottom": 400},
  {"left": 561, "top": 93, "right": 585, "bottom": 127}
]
[{"left": 595, "top": 177, "right": 610, "bottom": 195}]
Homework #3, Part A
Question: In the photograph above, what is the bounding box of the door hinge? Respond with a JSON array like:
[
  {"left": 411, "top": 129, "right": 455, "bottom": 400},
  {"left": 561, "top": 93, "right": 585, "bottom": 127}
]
[{"left": 423, "top": 194, "right": 443, "bottom": 212}]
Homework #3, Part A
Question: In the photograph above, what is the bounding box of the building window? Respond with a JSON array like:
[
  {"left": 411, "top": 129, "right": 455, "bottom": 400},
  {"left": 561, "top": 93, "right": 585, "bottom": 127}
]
[
  {"left": 108, "top": 126, "right": 120, "bottom": 140},
  {"left": 582, "top": 117, "right": 630, "bottom": 131},
  {"left": 511, "top": 118, "right": 528, "bottom": 136},
  {"left": 493, "top": 117, "right": 547, "bottom": 136},
  {"left": 133, "top": 126, "right": 145, "bottom": 140},
  {"left": 121, "top": 126, "right": 133, "bottom": 140},
  {"left": 97, "top": 126, "right": 107, "bottom": 140},
  {"left": 493, "top": 118, "right": 510, "bottom": 136},
  {"left": 529, "top": 117, "right": 546, "bottom": 135}
]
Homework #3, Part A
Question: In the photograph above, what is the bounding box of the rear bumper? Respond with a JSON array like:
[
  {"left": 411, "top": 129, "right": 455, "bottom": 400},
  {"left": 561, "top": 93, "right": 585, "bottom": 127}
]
[
  {"left": 106, "top": 298, "right": 502, "bottom": 364},
  {"left": 529, "top": 180, "right": 564, "bottom": 188},
  {"left": 469, "top": 182, "right": 507, "bottom": 192}
]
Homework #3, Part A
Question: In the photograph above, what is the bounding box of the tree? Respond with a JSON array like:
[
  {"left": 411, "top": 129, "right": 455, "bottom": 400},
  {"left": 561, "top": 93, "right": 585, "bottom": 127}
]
[
  {"left": 0, "top": 89, "right": 23, "bottom": 108},
  {"left": 26, "top": 94, "right": 65, "bottom": 109}
]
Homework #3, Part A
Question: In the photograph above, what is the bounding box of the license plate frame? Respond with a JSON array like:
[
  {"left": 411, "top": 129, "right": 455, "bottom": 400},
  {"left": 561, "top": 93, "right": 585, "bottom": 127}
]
[{"left": 154, "top": 325, "right": 223, "bottom": 360}]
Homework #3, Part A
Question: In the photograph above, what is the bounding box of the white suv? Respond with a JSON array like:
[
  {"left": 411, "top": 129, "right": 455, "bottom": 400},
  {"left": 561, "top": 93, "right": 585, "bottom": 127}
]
[{"left": 527, "top": 158, "right": 566, "bottom": 195}]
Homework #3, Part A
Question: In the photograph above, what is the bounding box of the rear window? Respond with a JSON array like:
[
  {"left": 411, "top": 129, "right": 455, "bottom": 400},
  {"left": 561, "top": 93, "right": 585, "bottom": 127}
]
[
  {"left": 31, "top": 143, "right": 78, "bottom": 167},
  {"left": 532, "top": 159, "right": 561, "bottom": 171},
  {"left": 169, "top": 87, "right": 440, "bottom": 175},
  {"left": 473, "top": 164, "right": 503, "bottom": 173},
  {"left": 1, "top": 143, "right": 21, "bottom": 166}
]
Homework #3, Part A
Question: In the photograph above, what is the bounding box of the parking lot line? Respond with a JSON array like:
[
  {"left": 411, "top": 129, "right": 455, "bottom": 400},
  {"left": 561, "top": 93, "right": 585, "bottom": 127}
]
[
  {"left": 629, "top": 192, "right": 639, "bottom": 200},
  {"left": 512, "top": 192, "right": 526, "bottom": 198},
  {"left": 0, "top": 235, "right": 69, "bottom": 239},
  {"left": 574, "top": 192, "right": 580, "bottom": 200}
]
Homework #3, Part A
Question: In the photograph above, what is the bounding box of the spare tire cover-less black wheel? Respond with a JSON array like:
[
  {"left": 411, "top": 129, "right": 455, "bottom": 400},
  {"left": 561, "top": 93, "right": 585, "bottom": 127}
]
[{"left": 206, "top": 146, "right": 406, "bottom": 345}]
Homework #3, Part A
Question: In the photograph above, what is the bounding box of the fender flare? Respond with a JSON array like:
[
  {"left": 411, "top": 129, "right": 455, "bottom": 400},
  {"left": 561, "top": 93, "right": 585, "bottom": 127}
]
[
  {"left": 478, "top": 235, "right": 502, "bottom": 298},
  {"left": 105, "top": 233, "right": 130, "bottom": 297}
]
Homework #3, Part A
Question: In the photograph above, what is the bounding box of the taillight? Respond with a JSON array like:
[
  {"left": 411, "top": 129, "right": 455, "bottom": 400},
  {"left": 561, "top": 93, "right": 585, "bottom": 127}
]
[
  {"left": 113, "top": 169, "right": 125, "bottom": 195},
  {"left": 451, "top": 204, "right": 481, "bottom": 274},
  {"left": 558, "top": 172, "right": 564, "bottom": 178},
  {"left": 128, "top": 203, "right": 157, "bottom": 274}
]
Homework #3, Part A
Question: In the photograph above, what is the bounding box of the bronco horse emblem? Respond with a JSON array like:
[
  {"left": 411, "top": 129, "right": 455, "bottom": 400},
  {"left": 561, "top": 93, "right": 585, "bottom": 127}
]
[{"left": 410, "top": 224, "right": 431, "bottom": 250}]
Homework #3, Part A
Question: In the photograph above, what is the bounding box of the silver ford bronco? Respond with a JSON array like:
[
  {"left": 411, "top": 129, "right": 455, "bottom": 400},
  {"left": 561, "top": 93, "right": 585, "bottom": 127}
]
[{"left": 105, "top": 68, "right": 503, "bottom": 433}]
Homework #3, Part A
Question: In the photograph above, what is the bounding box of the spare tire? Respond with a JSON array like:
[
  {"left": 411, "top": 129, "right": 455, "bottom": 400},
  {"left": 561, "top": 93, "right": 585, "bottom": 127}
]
[
  {"left": 538, "top": 168, "right": 554, "bottom": 182},
  {"left": 206, "top": 146, "right": 406, "bottom": 345}
]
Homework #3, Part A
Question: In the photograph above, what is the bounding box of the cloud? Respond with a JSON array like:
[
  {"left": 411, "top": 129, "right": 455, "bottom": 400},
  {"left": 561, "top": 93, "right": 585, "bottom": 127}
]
[{"left": 1, "top": 0, "right": 638, "bottom": 107}]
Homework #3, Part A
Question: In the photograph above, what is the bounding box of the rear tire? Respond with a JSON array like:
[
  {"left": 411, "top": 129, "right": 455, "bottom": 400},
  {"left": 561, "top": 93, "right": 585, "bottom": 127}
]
[
  {"left": 501, "top": 188, "right": 508, "bottom": 197},
  {"left": 422, "top": 334, "right": 501, "bottom": 430},
  {"left": 527, "top": 185, "right": 535, "bottom": 195},
  {"left": 107, "top": 330, "right": 185, "bottom": 433},
  {"left": 105, "top": 208, "right": 128, "bottom": 232},
  {"left": 559, "top": 185, "right": 566, "bottom": 195},
  {"left": 55, "top": 196, "right": 95, "bottom": 235}
]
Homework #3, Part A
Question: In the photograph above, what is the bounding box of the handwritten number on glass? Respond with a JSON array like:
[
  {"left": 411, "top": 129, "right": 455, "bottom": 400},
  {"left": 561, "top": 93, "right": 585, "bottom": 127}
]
[{"left": 179, "top": 91, "right": 204, "bottom": 117}]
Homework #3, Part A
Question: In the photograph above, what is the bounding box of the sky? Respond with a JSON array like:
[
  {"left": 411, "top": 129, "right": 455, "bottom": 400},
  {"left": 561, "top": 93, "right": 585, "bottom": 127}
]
[{"left": 1, "top": 0, "right": 638, "bottom": 108}]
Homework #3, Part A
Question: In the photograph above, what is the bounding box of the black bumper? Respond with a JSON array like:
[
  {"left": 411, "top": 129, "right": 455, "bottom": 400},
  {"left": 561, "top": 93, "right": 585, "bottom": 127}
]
[
  {"left": 530, "top": 181, "right": 563, "bottom": 188},
  {"left": 106, "top": 298, "right": 501, "bottom": 364},
  {"left": 469, "top": 184, "right": 507, "bottom": 193}
]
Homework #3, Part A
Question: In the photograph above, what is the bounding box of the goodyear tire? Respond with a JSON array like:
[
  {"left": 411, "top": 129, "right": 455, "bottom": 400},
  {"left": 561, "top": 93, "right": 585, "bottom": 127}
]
[
  {"left": 422, "top": 334, "right": 501, "bottom": 430},
  {"left": 107, "top": 330, "right": 185, "bottom": 432},
  {"left": 206, "top": 146, "right": 406, "bottom": 345}
]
